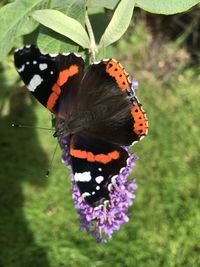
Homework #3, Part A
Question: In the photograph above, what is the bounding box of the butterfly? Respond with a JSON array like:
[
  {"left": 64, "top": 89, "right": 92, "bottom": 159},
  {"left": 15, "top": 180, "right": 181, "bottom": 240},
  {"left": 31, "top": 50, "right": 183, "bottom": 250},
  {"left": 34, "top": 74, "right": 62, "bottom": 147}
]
[{"left": 14, "top": 45, "right": 148, "bottom": 207}]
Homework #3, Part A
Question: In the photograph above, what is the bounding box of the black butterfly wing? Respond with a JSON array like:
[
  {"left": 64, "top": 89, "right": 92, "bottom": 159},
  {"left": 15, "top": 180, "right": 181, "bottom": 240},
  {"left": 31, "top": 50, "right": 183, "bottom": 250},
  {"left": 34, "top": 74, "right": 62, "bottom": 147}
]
[
  {"left": 69, "top": 134, "right": 130, "bottom": 207},
  {"left": 61, "top": 59, "right": 148, "bottom": 146},
  {"left": 14, "top": 45, "right": 85, "bottom": 118}
]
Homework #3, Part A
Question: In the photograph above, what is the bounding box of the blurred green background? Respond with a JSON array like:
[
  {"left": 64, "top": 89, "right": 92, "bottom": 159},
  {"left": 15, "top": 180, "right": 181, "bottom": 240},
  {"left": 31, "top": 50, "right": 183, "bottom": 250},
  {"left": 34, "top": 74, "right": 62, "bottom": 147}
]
[{"left": 0, "top": 7, "right": 200, "bottom": 267}]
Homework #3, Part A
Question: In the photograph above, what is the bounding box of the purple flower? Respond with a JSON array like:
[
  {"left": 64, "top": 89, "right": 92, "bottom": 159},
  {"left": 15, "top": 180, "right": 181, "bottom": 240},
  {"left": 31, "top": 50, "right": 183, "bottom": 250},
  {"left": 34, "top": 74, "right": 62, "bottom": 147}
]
[
  {"left": 131, "top": 79, "right": 139, "bottom": 91},
  {"left": 59, "top": 137, "right": 138, "bottom": 243}
]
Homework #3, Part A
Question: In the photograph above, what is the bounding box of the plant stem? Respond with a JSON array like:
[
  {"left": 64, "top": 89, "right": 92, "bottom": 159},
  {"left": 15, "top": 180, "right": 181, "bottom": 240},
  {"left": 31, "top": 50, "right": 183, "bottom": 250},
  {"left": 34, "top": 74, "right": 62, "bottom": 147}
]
[
  {"left": 48, "top": 0, "right": 52, "bottom": 8},
  {"left": 85, "top": 11, "right": 97, "bottom": 62}
]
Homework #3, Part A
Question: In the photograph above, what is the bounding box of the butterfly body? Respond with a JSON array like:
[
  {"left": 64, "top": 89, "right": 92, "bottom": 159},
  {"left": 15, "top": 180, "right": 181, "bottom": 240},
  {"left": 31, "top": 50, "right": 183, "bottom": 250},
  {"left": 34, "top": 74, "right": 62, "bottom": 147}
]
[{"left": 14, "top": 45, "right": 148, "bottom": 207}]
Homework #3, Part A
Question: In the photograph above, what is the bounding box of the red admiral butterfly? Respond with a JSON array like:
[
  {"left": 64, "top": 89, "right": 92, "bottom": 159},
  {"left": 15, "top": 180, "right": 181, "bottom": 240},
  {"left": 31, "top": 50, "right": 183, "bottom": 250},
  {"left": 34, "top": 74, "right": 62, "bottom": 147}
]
[{"left": 14, "top": 45, "right": 148, "bottom": 207}]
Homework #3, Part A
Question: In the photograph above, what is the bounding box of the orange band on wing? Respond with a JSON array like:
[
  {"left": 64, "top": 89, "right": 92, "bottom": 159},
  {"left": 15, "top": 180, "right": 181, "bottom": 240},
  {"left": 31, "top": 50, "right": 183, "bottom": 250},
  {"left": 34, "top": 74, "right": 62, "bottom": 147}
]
[
  {"left": 47, "top": 65, "right": 79, "bottom": 111},
  {"left": 57, "top": 65, "right": 79, "bottom": 86},
  {"left": 47, "top": 84, "right": 61, "bottom": 109},
  {"left": 52, "top": 83, "right": 61, "bottom": 95},
  {"left": 131, "top": 104, "right": 148, "bottom": 136},
  {"left": 105, "top": 60, "right": 130, "bottom": 91},
  {"left": 70, "top": 148, "right": 120, "bottom": 164},
  {"left": 47, "top": 92, "right": 58, "bottom": 110}
]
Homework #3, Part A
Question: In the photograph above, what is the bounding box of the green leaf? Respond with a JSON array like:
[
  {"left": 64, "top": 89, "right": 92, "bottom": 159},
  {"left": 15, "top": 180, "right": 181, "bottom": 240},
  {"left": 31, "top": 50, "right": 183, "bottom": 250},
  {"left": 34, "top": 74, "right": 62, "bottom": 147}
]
[
  {"left": 51, "top": 0, "right": 85, "bottom": 24},
  {"left": 32, "top": 9, "right": 90, "bottom": 48},
  {"left": 99, "top": 0, "right": 136, "bottom": 48},
  {"left": 37, "top": 27, "right": 79, "bottom": 53},
  {"left": 51, "top": 115, "right": 57, "bottom": 128},
  {"left": 51, "top": 0, "right": 75, "bottom": 9},
  {"left": 87, "top": 0, "right": 120, "bottom": 10},
  {"left": 36, "top": 1, "right": 85, "bottom": 53},
  {"left": 0, "top": 0, "right": 46, "bottom": 61},
  {"left": 65, "top": 1, "right": 86, "bottom": 25},
  {"left": 136, "top": 0, "right": 200, "bottom": 14}
]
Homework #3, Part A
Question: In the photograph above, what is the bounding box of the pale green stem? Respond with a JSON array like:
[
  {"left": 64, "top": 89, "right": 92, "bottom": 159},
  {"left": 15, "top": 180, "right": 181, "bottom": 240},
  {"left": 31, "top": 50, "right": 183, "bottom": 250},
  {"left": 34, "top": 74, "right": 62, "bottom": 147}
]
[{"left": 85, "top": 11, "right": 97, "bottom": 62}]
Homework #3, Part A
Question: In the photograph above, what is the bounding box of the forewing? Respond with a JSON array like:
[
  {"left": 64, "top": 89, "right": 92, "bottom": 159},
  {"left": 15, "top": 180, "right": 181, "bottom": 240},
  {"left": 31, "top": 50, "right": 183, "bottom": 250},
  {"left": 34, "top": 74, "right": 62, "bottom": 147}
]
[
  {"left": 14, "top": 45, "right": 84, "bottom": 118},
  {"left": 71, "top": 59, "right": 148, "bottom": 145}
]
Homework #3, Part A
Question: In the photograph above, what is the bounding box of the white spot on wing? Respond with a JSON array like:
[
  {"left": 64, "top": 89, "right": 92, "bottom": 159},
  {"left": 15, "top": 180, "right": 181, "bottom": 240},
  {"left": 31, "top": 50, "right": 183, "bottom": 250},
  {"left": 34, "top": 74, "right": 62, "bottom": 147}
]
[
  {"left": 126, "top": 158, "right": 131, "bottom": 165},
  {"left": 27, "top": 75, "right": 43, "bottom": 92},
  {"left": 50, "top": 71, "right": 54, "bottom": 75},
  {"left": 93, "top": 61, "right": 101, "bottom": 65},
  {"left": 111, "top": 175, "right": 117, "bottom": 184},
  {"left": 74, "top": 172, "right": 92, "bottom": 182},
  {"left": 98, "top": 168, "right": 102, "bottom": 171},
  {"left": 95, "top": 176, "right": 104, "bottom": 184},
  {"left": 108, "top": 184, "right": 112, "bottom": 191},
  {"left": 17, "top": 65, "right": 25, "bottom": 73},
  {"left": 104, "top": 200, "right": 109, "bottom": 206},
  {"left": 33, "top": 61, "right": 37, "bottom": 64},
  {"left": 92, "top": 191, "right": 95, "bottom": 195},
  {"left": 82, "top": 192, "right": 91, "bottom": 198},
  {"left": 74, "top": 53, "right": 82, "bottom": 57},
  {"left": 49, "top": 53, "right": 58, "bottom": 57},
  {"left": 39, "top": 63, "right": 48, "bottom": 71},
  {"left": 26, "top": 62, "right": 30, "bottom": 65},
  {"left": 120, "top": 167, "right": 125, "bottom": 174},
  {"left": 16, "top": 46, "right": 23, "bottom": 52},
  {"left": 94, "top": 204, "right": 103, "bottom": 210},
  {"left": 131, "top": 140, "right": 138, "bottom": 146},
  {"left": 25, "top": 45, "right": 31, "bottom": 48},
  {"left": 96, "top": 186, "right": 100, "bottom": 190}
]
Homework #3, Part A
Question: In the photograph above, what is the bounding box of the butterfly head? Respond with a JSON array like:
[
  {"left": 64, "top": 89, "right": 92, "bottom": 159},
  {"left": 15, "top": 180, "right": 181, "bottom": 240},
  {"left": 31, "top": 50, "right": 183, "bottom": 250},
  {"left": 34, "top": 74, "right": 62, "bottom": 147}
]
[{"left": 53, "top": 119, "right": 71, "bottom": 138}]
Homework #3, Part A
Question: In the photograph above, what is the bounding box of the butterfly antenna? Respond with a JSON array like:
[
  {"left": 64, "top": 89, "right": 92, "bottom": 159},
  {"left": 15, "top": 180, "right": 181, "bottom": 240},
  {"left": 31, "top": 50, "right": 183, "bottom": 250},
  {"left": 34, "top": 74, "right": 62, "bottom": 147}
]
[
  {"left": 45, "top": 141, "right": 59, "bottom": 177},
  {"left": 12, "top": 123, "right": 54, "bottom": 131},
  {"left": 12, "top": 123, "right": 58, "bottom": 176}
]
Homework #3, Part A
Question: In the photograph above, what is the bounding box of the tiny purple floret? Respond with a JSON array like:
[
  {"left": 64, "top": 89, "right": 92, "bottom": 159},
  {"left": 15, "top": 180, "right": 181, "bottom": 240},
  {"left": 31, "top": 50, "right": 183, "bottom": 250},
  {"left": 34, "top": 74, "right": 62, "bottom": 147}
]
[{"left": 131, "top": 79, "right": 139, "bottom": 91}]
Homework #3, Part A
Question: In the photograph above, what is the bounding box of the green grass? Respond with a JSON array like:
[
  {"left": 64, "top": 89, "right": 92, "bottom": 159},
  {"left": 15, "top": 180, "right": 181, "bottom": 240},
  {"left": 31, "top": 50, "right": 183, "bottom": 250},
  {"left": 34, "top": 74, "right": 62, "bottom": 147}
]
[{"left": 0, "top": 66, "right": 199, "bottom": 266}]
